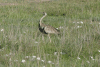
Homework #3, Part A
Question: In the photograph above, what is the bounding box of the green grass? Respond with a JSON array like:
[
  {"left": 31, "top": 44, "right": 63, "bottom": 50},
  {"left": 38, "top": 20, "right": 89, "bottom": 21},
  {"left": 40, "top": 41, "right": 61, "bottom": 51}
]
[{"left": 0, "top": 0, "right": 100, "bottom": 67}]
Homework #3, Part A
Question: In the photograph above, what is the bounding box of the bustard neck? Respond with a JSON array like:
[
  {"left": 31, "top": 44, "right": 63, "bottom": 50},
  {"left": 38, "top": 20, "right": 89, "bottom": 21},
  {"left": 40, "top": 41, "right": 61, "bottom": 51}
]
[{"left": 40, "top": 13, "right": 47, "bottom": 26}]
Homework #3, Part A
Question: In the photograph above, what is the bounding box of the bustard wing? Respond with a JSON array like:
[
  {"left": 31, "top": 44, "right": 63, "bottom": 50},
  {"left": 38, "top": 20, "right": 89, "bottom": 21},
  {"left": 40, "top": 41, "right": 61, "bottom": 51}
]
[{"left": 44, "top": 25, "right": 60, "bottom": 34}]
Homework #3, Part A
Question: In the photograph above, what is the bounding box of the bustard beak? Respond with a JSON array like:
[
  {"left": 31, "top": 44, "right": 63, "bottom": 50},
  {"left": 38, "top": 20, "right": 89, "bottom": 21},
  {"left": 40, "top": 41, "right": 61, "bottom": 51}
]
[{"left": 43, "top": 12, "right": 47, "bottom": 15}]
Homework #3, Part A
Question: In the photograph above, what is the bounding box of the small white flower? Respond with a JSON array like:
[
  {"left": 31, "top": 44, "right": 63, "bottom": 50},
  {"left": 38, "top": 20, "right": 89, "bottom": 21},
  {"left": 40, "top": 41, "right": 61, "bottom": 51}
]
[
  {"left": 90, "top": 56, "right": 95, "bottom": 60},
  {"left": 86, "top": 61, "right": 90, "bottom": 63},
  {"left": 23, "top": 31, "right": 26, "bottom": 33},
  {"left": 48, "top": 61, "right": 52, "bottom": 63},
  {"left": 37, "top": 57, "right": 40, "bottom": 60},
  {"left": 1, "top": 29, "right": 4, "bottom": 32},
  {"left": 54, "top": 52, "right": 57, "bottom": 55},
  {"left": 56, "top": 28, "right": 58, "bottom": 29},
  {"left": 25, "top": 56, "right": 29, "bottom": 58},
  {"left": 9, "top": 58, "right": 11, "bottom": 61},
  {"left": 60, "top": 52, "right": 63, "bottom": 54},
  {"left": 77, "top": 26, "right": 80, "bottom": 28},
  {"left": 98, "top": 50, "right": 100, "bottom": 52},
  {"left": 32, "top": 56, "right": 36, "bottom": 58},
  {"left": 77, "top": 26, "right": 82, "bottom": 28},
  {"left": 77, "top": 22, "right": 79, "bottom": 23},
  {"left": 43, "top": 66, "right": 45, "bottom": 67},
  {"left": 90, "top": 56, "right": 93, "bottom": 59},
  {"left": 35, "top": 41, "right": 38, "bottom": 43},
  {"left": 77, "top": 57, "right": 81, "bottom": 60},
  {"left": 5, "top": 54, "right": 9, "bottom": 56},
  {"left": 80, "top": 21, "right": 83, "bottom": 24},
  {"left": 73, "top": 22, "right": 75, "bottom": 23},
  {"left": 22, "top": 59, "right": 26, "bottom": 63},
  {"left": 41, "top": 60, "right": 45, "bottom": 62}
]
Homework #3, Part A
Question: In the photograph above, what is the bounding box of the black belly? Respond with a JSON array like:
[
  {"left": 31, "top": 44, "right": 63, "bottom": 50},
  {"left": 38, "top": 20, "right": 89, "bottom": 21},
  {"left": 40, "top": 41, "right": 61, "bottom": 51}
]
[{"left": 38, "top": 24, "right": 48, "bottom": 34}]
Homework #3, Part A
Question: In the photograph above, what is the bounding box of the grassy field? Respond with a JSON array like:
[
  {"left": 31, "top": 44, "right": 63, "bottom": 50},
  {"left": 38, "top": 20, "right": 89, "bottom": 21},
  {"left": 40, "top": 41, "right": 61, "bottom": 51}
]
[{"left": 0, "top": 0, "right": 100, "bottom": 67}]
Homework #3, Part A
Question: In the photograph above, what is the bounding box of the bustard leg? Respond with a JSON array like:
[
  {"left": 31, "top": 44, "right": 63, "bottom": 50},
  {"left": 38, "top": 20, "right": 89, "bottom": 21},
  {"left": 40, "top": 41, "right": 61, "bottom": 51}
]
[
  {"left": 42, "top": 34, "right": 44, "bottom": 41},
  {"left": 48, "top": 34, "right": 51, "bottom": 42}
]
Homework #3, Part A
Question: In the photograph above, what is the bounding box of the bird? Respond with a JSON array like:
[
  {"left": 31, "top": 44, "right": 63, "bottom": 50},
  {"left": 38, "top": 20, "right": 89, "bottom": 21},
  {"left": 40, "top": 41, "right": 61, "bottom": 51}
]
[{"left": 38, "top": 12, "right": 60, "bottom": 42}]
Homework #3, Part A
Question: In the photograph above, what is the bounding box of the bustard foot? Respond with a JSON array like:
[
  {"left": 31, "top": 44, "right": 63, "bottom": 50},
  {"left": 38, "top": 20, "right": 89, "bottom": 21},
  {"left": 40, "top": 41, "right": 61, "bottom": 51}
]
[{"left": 42, "top": 35, "right": 44, "bottom": 41}]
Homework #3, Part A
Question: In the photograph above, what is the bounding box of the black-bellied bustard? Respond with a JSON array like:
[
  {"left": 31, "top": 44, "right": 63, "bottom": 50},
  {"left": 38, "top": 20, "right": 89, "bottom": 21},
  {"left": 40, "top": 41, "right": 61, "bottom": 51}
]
[{"left": 39, "top": 12, "right": 60, "bottom": 42}]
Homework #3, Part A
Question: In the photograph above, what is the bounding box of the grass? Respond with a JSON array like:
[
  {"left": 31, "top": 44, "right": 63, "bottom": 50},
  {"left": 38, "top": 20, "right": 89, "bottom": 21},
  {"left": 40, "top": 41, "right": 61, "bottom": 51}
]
[{"left": 0, "top": 0, "right": 100, "bottom": 67}]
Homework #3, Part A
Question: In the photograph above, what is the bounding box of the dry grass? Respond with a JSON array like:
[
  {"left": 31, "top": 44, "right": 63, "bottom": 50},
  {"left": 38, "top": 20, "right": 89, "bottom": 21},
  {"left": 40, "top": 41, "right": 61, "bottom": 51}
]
[
  {"left": 0, "top": 0, "right": 100, "bottom": 67},
  {"left": 0, "top": 3, "right": 18, "bottom": 6}
]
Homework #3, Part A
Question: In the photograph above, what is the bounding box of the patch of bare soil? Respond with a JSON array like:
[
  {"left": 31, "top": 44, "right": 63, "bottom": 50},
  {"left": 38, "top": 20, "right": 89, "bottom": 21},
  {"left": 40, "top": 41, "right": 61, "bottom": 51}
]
[{"left": 0, "top": 3, "right": 18, "bottom": 6}]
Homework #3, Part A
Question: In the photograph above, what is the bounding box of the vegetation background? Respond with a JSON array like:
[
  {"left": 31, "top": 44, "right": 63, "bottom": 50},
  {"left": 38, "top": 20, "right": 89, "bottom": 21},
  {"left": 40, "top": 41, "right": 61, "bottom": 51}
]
[{"left": 0, "top": 0, "right": 100, "bottom": 67}]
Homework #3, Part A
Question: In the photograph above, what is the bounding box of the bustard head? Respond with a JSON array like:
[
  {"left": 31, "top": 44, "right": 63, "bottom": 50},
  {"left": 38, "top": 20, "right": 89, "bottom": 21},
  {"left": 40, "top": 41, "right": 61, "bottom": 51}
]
[{"left": 43, "top": 12, "right": 47, "bottom": 16}]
